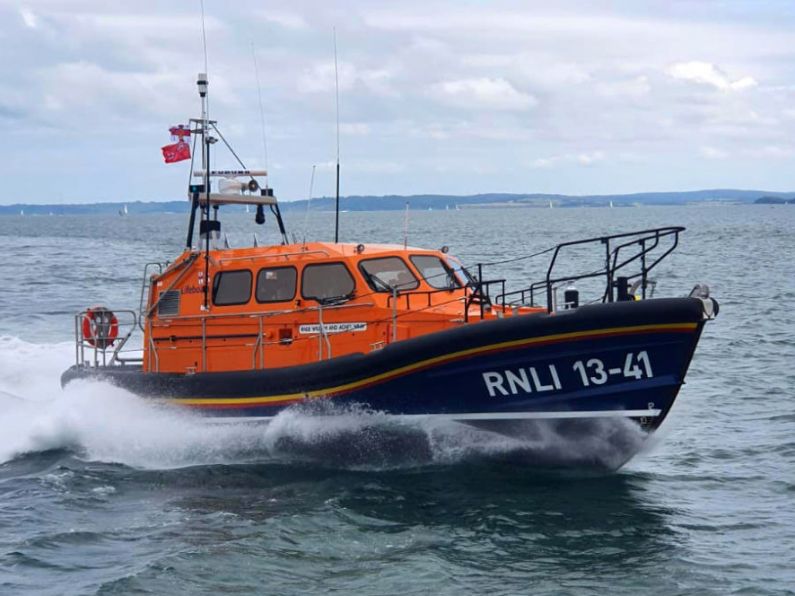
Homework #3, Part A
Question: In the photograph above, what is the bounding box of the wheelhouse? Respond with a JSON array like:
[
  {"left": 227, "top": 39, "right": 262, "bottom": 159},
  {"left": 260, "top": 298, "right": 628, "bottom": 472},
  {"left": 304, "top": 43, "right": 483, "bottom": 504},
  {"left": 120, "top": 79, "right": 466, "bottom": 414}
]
[{"left": 141, "top": 242, "right": 523, "bottom": 374}]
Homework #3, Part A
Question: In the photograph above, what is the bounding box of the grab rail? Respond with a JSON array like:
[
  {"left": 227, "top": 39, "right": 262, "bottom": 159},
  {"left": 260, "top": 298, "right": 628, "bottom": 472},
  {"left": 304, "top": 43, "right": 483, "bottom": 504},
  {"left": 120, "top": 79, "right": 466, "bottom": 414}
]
[
  {"left": 494, "top": 226, "right": 685, "bottom": 312},
  {"left": 74, "top": 309, "right": 141, "bottom": 368}
]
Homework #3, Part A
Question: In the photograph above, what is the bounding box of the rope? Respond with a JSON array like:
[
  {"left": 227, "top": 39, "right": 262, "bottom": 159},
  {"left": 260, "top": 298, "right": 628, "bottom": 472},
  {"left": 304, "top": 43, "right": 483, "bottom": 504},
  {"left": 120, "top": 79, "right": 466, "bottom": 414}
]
[{"left": 469, "top": 245, "right": 557, "bottom": 267}]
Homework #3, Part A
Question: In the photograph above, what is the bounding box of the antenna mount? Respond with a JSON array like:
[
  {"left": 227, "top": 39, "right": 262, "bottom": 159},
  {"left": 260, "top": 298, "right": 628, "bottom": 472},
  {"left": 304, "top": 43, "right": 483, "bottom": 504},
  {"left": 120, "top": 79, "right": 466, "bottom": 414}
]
[{"left": 197, "top": 73, "right": 208, "bottom": 98}]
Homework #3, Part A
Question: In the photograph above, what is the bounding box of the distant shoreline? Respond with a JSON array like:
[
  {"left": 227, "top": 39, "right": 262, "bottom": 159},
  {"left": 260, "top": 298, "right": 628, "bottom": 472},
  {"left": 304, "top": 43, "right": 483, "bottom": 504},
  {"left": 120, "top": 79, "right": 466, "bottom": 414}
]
[{"left": 1, "top": 189, "right": 793, "bottom": 216}]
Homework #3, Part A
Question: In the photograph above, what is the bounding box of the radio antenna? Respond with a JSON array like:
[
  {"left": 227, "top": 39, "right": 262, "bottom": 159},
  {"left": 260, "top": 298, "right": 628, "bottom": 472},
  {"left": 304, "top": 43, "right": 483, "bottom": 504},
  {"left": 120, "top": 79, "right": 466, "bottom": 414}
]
[
  {"left": 403, "top": 201, "right": 410, "bottom": 249},
  {"left": 251, "top": 42, "right": 270, "bottom": 189},
  {"left": 333, "top": 27, "right": 341, "bottom": 243},
  {"left": 200, "top": 0, "right": 210, "bottom": 119},
  {"left": 303, "top": 164, "right": 317, "bottom": 245}
]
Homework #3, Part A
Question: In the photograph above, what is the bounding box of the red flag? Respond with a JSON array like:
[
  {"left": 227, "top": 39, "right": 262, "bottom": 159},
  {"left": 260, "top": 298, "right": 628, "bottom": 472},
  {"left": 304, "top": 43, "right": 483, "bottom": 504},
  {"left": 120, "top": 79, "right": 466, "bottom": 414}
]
[
  {"left": 169, "top": 125, "right": 191, "bottom": 141},
  {"left": 161, "top": 141, "right": 191, "bottom": 164}
]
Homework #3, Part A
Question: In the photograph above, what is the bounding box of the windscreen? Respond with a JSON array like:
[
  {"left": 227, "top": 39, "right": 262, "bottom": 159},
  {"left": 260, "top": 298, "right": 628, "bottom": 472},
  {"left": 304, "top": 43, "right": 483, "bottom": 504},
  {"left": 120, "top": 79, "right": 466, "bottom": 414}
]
[
  {"left": 410, "top": 255, "right": 461, "bottom": 290},
  {"left": 359, "top": 257, "right": 419, "bottom": 291}
]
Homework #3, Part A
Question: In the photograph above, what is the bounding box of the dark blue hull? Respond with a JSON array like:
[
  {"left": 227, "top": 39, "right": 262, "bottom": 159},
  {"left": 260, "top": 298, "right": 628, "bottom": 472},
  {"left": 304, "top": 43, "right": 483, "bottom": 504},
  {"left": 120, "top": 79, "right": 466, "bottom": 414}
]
[{"left": 62, "top": 297, "right": 712, "bottom": 433}]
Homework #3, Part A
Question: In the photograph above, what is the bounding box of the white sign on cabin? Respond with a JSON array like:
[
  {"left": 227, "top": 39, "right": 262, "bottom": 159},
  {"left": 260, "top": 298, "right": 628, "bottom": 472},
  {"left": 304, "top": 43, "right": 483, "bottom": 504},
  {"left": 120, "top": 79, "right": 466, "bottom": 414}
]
[{"left": 298, "top": 322, "right": 368, "bottom": 335}]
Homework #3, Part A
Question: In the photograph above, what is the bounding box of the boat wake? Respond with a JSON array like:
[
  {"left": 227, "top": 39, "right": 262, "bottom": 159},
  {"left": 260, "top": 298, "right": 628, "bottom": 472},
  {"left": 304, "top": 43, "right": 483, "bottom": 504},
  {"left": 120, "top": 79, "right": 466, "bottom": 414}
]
[{"left": 0, "top": 337, "right": 649, "bottom": 471}]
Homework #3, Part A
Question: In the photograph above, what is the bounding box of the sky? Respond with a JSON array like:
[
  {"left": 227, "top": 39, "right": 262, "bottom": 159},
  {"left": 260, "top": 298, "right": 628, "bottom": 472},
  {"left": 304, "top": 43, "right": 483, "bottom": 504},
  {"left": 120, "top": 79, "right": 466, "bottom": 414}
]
[{"left": 1, "top": 0, "right": 794, "bottom": 204}]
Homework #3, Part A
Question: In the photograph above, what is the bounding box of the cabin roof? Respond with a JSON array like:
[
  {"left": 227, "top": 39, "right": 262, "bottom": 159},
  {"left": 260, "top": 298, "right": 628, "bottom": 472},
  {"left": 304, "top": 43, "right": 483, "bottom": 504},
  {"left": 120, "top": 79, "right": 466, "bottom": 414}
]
[{"left": 194, "top": 241, "right": 444, "bottom": 262}]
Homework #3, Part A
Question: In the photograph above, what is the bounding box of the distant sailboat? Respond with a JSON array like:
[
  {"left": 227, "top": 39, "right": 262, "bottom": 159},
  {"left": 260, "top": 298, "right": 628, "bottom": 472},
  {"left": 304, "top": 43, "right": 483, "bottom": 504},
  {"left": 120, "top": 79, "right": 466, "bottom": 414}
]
[
  {"left": 119, "top": 204, "right": 128, "bottom": 216},
  {"left": 19, "top": 209, "right": 24, "bottom": 216},
  {"left": 609, "top": 200, "right": 614, "bottom": 208},
  {"left": 548, "top": 200, "right": 553, "bottom": 209}
]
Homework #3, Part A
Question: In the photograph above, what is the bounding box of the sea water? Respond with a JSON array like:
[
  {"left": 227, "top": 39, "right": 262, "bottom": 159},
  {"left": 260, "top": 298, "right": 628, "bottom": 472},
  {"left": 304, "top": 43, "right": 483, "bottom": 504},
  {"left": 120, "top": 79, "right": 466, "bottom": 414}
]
[{"left": 0, "top": 206, "right": 793, "bottom": 594}]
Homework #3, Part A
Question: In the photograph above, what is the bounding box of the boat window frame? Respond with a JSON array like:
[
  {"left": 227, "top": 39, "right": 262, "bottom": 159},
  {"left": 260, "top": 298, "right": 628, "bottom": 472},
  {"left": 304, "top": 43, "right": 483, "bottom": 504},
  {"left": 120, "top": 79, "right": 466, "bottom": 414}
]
[
  {"left": 358, "top": 256, "right": 420, "bottom": 293},
  {"left": 300, "top": 261, "right": 357, "bottom": 302},
  {"left": 255, "top": 265, "right": 298, "bottom": 304},
  {"left": 410, "top": 254, "right": 462, "bottom": 290},
  {"left": 212, "top": 269, "right": 253, "bottom": 306},
  {"left": 445, "top": 256, "right": 476, "bottom": 287}
]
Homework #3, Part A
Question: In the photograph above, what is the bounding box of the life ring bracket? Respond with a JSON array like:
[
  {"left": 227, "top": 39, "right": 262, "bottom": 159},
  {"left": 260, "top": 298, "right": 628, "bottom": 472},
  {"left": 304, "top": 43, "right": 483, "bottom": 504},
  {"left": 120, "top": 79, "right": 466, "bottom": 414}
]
[{"left": 81, "top": 306, "right": 119, "bottom": 350}]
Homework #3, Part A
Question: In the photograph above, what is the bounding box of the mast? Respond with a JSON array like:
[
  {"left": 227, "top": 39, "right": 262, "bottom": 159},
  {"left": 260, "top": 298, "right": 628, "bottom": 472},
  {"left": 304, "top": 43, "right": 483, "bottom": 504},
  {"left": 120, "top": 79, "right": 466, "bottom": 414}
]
[
  {"left": 198, "top": 73, "right": 211, "bottom": 310},
  {"left": 333, "top": 28, "right": 341, "bottom": 243}
]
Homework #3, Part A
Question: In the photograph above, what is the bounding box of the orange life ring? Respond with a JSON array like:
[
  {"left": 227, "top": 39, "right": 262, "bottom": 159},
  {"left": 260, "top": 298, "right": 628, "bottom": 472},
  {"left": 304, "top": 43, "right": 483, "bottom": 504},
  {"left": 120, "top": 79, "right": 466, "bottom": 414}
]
[{"left": 81, "top": 306, "right": 119, "bottom": 349}]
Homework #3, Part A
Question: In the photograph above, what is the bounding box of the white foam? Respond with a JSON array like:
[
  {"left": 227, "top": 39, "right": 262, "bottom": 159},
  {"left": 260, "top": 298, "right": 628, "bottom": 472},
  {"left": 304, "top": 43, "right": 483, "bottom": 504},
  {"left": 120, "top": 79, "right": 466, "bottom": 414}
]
[{"left": 0, "top": 335, "right": 75, "bottom": 401}]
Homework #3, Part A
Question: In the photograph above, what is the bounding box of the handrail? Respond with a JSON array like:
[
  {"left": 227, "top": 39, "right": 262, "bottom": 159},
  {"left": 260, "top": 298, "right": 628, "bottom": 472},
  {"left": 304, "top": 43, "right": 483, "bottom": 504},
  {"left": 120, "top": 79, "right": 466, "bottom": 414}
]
[
  {"left": 492, "top": 226, "right": 684, "bottom": 312},
  {"left": 138, "top": 262, "right": 165, "bottom": 330},
  {"left": 144, "top": 253, "right": 199, "bottom": 320},
  {"left": 147, "top": 301, "right": 377, "bottom": 371},
  {"left": 218, "top": 249, "right": 331, "bottom": 263},
  {"left": 386, "top": 286, "right": 464, "bottom": 309},
  {"left": 74, "top": 309, "right": 140, "bottom": 368},
  {"left": 382, "top": 278, "right": 505, "bottom": 323},
  {"left": 155, "top": 300, "right": 375, "bottom": 323}
]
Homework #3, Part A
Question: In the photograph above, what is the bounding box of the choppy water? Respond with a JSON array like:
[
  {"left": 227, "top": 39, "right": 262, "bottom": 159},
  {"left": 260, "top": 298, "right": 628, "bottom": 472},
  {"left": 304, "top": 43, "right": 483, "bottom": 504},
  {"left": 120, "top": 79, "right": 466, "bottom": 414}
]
[{"left": 0, "top": 205, "right": 793, "bottom": 595}]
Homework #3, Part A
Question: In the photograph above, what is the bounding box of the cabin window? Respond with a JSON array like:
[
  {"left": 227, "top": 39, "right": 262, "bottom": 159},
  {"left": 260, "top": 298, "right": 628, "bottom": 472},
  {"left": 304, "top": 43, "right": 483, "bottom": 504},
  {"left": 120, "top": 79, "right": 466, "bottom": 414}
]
[
  {"left": 359, "top": 257, "right": 419, "bottom": 292},
  {"left": 256, "top": 266, "right": 297, "bottom": 303},
  {"left": 301, "top": 262, "right": 355, "bottom": 301},
  {"left": 410, "top": 255, "right": 461, "bottom": 290},
  {"left": 212, "top": 270, "right": 252, "bottom": 306}
]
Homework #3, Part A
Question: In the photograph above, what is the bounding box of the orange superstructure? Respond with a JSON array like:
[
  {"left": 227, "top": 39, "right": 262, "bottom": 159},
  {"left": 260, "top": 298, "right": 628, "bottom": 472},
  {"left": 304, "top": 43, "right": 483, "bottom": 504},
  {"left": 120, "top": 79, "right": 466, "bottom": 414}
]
[{"left": 143, "top": 241, "right": 543, "bottom": 374}]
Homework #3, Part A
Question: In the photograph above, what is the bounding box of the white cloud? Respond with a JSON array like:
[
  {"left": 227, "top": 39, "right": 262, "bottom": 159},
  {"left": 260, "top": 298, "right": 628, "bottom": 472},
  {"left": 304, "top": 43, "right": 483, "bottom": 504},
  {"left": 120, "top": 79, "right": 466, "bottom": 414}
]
[
  {"left": 365, "top": 11, "right": 663, "bottom": 38},
  {"left": 31, "top": 60, "right": 238, "bottom": 130},
  {"left": 257, "top": 10, "right": 309, "bottom": 30},
  {"left": 577, "top": 151, "right": 606, "bottom": 165},
  {"left": 666, "top": 61, "right": 757, "bottom": 92},
  {"left": 595, "top": 76, "right": 651, "bottom": 99},
  {"left": 700, "top": 146, "right": 728, "bottom": 159},
  {"left": 531, "top": 157, "right": 555, "bottom": 169},
  {"left": 314, "top": 161, "right": 337, "bottom": 171},
  {"left": 347, "top": 159, "right": 405, "bottom": 174},
  {"left": 19, "top": 7, "right": 38, "bottom": 28},
  {"left": 314, "top": 158, "right": 403, "bottom": 174},
  {"left": 339, "top": 122, "right": 371, "bottom": 136},
  {"left": 40, "top": 61, "right": 183, "bottom": 114},
  {"left": 404, "top": 118, "right": 533, "bottom": 142},
  {"left": 298, "top": 61, "right": 355, "bottom": 93},
  {"left": 431, "top": 78, "right": 537, "bottom": 111},
  {"left": 531, "top": 151, "right": 607, "bottom": 168},
  {"left": 3, "top": 1, "right": 795, "bottom": 203},
  {"left": 297, "top": 61, "right": 393, "bottom": 96},
  {"left": 749, "top": 145, "right": 795, "bottom": 159}
]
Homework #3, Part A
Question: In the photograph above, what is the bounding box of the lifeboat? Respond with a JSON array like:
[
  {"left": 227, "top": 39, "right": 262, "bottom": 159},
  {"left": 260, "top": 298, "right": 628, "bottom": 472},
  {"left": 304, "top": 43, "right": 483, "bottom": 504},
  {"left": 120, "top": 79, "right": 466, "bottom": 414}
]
[{"left": 61, "top": 74, "right": 718, "bottom": 456}]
